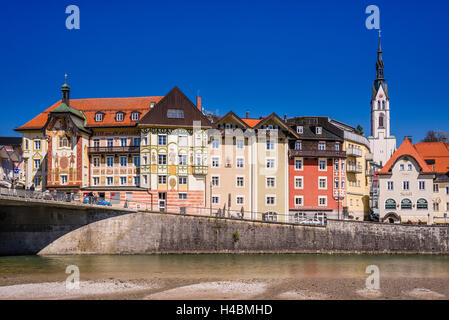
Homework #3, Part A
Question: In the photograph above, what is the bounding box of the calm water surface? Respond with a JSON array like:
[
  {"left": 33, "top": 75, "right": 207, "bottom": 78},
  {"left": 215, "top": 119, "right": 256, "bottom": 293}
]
[{"left": 1, "top": 254, "right": 449, "bottom": 283}]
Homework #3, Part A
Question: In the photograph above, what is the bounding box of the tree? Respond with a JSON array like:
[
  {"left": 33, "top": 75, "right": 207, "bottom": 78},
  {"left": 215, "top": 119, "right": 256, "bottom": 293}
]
[
  {"left": 355, "top": 125, "right": 364, "bottom": 136},
  {"left": 422, "top": 130, "right": 449, "bottom": 142}
]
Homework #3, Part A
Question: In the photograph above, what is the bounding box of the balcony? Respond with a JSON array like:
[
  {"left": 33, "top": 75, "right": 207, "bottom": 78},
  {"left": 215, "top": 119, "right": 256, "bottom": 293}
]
[
  {"left": 289, "top": 149, "right": 346, "bottom": 159},
  {"left": 192, "top": 165, "right": 208, "bottom": 175},
  {"left": 347, "top": 165, "right": 363, "bottom": 174},
  {"left": 88, "top": 146, "right": 140, "bottom": 154},
  {"left": 346, "top": 147, "right": 362, "bottom": 157}
]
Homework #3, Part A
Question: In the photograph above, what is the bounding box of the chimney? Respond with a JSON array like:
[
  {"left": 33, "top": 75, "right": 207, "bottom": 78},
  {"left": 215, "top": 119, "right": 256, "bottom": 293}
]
[
  {"left": 284, "top": 114, "right": 287, "bottom": 122},
  {"left": 196, "top": 96, "right": 202, "bottom": 112},
  {"left": 246, "top": 111, "right": 250, "bottom": 119},
  {"left": 443, "top": 138, "right": 447, "bottom": 144}
]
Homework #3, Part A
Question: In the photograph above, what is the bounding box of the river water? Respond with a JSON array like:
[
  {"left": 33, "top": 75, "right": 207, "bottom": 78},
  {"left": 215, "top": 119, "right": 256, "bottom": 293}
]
[{"left": 1, "top": 254, "right": 449, "bottom": 299}]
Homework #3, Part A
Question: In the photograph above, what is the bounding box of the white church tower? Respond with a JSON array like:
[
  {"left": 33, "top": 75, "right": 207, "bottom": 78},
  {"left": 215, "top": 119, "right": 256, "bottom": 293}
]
[{"left": 368, "top": 32, "right": 396, "bottom": 167}]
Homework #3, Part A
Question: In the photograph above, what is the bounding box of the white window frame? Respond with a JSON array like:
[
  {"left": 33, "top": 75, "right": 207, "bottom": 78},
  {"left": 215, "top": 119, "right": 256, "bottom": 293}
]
[
  {"left": 236, "top": 139, "right": 244, "bottom": 149},
  {"left": 295, "top": 176, "right": 304, "bottom": 190},
  {"left": 296, "top": 126, "right": 303, "bottom": 134},
  {"left": 131, "top": 112, "right": 139, "bottom": 121},
  {"left": 211, "top": 156, "right": 220, "bottom": 168},
  {"left": 318, "top": 159, "right": 327, "bottom": 171},
  {"left": 236, "top": 196, "right": 244, "bottom": 205},
  {"left": 106, "top": 176, "right": 113, "bottom": 185},
  {"left": 294, "top": 196, "right": 304, "bottom": 207},
  {"left": 266, "top": 195, "right": 276, "bottom": 206},
  {"left": 211, "top": 175, "right": 220, "bottom": 187},
  {"left": 212, "top": 195, "right": 220, "bottom": 205},
  {"left": 266, "top": 158, "right": 275, "bottom": 169},
  {"left": 236, "top": 176, "right": 245, "bottom": 188},
  {"left": 318, "top": 177, "right": 327, "bottom": 190},
  {"left": 60, "top": 175, "right": 68, "bottom": 185},
  {"left": 158, "top": 175, "right": 167, "bottom": 185},
  {"left": 266, "top": 176, "right": 276, "bottom": 188},
  {"left": 179, "top": 176, "right": 188, "bottom": 185},
  {"left": 318, "top": 196, "right": 327, "bottom": 207},
  {"left": 295, "top": 158, "right": 303, "bottom": 171},
  {"left": 236, "top": 157, "right": 244, "bottom": 169},
  {"left": 116, "top": 112, "right": 124, "bottom": 122}
]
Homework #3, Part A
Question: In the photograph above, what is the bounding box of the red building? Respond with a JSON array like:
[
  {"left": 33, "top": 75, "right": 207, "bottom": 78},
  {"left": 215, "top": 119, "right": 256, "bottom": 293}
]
[{"left": 286, "top": 117, "right": 346, "bottom": 221}]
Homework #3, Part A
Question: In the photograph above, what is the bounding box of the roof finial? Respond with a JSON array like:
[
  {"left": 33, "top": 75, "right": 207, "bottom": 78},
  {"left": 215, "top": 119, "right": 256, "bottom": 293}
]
[{"left": 64, "top": 73, "right": 68, "bottom": 84}]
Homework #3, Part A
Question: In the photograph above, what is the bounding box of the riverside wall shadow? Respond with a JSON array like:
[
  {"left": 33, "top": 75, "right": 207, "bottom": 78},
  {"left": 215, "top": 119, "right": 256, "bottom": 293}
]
[{"left": 1, "top": 198, "right": 449, "bottom": 255}]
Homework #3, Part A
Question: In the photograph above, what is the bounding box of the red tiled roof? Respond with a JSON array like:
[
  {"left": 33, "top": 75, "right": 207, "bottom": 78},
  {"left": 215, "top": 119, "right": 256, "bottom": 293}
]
[
  {"left": 379, "top": 138, "right": 433, "bottom": 174},
  {"left": 15, "top": 96, "right": 163, "bottom": 131},
  {"left": 241, "top": 118, "right": 262, "bottom": 127},
  {"left": 414, "top": 142, "right": 449, "bottom": 173}
]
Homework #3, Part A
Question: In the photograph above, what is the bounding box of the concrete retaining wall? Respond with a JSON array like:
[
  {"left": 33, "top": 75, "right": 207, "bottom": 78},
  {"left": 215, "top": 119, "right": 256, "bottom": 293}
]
[{"left": 1, "top": 198, "right": 449, "bottom": 255}]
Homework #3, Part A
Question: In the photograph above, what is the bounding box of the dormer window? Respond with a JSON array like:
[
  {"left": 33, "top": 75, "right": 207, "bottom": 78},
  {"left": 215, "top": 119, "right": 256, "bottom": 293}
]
[
  {"left": 296, "top": 126, "right": 303, "bottom": 134},
  {"left": 316, "top": 127, "right": 322, "bottom": 135},
  {"left": 131, "top": 112, "right": 140, "bottom": 121},
  {"left": 95, "top": 113, "right": 103, "bottom": 122},
  {"left": 116, "top": 112, "right": 124, "bottom": 122},
  {"left": 295, "top": 141, "right": 302, "bottom": 150}
]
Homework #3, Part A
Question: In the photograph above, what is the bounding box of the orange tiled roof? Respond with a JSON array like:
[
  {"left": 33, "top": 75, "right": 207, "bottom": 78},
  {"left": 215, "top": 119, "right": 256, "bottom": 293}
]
[
  {"left": 379, "top": 138, "right": 433, "bottom": 174},
  {"left": 414, "top": 142, "right": 449, "bottom": 173},
  {"left": 15, "top": 97, "right": 163, "bottom": 131},
  {"left": 241, "top": 118, "right": 262, "bottom": 128}
]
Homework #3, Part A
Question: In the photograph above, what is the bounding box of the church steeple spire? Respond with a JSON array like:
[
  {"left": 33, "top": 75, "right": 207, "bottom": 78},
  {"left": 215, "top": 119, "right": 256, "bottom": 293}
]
[{"left": 373, "top": 31, "right": 388, "bottom": 99}]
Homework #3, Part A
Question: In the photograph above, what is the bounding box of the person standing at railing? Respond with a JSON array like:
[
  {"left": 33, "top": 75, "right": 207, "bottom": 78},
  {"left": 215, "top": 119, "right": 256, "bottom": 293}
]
[{"left": 30, "top": 184, "right": 35, "bottom": 192}]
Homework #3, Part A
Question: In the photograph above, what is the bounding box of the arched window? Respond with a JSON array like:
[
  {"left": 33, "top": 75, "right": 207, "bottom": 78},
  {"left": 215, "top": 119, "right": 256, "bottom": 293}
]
[
  {"left": 379, "top": 113, "right": 385, "bottom": 128},
  {"left": 385, "top": 199, "right": 396, "bottom": 210},
  {"left": 59, "top": 135, "right": 70, "bottom": 148},
  {"left": 401, "top": 199, "right": 412, "bottom": 210},
  {"left": 263, "top": 212, "right": 278, "bottom": 222},
  {"left": 382, "top": 101, "right": 386, "bottom": 110},
  {"left": 377, "top": 101, "right": 381, "bottom": 109},
  {"left": 417, "top": 198, "right": 428, "bottom": 210}
]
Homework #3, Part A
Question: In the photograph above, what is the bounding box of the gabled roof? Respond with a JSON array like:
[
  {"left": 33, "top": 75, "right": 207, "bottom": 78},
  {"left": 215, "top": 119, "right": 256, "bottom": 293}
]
[
  {"left": 414, "top": 142, "right": 449, "bottom": 173},
  {"left": 214, "top": 111, "right": 250, "bottom": 129},
  {"left": 252, "top": 113, "right": 299, "bottom": 138},
  {"left": 379, "top": 138, "right": 433, "bottom": 174},
  {"left": 15, "top": 96, "right": 163, "bottom": 131},
  {"left": 287, "top": 116, "right": 344, "bottom": 141},
  {"left": 241, "top": 118, "right": 262, "bottom": 128},
  {"left": 138, "top": 86, "right": 212, "bottom": 128}
]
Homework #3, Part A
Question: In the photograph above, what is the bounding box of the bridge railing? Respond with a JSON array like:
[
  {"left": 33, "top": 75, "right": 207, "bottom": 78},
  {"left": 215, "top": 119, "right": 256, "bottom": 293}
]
[{"left": 0, "top": 187, "right": 82, "bottom": 203}]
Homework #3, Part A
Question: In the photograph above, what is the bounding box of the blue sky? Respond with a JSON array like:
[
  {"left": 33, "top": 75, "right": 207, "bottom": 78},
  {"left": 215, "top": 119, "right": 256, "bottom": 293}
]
[{"left": 0, "top": 0, "right": 448, "bottom": 142}]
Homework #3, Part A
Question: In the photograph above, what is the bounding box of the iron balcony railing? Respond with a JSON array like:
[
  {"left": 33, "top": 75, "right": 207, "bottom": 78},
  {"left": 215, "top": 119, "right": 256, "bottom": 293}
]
[
  {"left": 346, "top": 147, "right": 363, "bottom": 157},
  {"left": 289, "top": 149, "right": 346, "bottom": 158},
  {"left": 88, "top": 146, "right": 140, "bottom": 154},
  {"left": 347, "top": 164, "right": 363, "bottom": 174}
]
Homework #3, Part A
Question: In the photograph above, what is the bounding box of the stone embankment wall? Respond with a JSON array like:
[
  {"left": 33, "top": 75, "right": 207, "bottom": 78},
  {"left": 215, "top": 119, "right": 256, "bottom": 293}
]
[{"left": 1, "top": 197, "right": 449, "bottom": 255}]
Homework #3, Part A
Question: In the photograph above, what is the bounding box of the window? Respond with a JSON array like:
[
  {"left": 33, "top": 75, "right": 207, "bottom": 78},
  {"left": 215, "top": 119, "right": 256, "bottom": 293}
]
[
  {"left": 335, "top": 161, "right": 339, "bottom": 170},
  {"left": 59, "top": 135, "right": 70, "bottom": 148},
  {"left": 107, "top": 157, "right": 114, "bottom": 167},
  {"left": 408, "top": 164, "right": 413, "bottom": 171},
  {"left": 417, "top": 199, "right": 428, "bottom": 210},
  {"left": 211, "top": 138, "right": 219, "bottom": 149},
  {"left": 236, "top": 139, "right": 244, "bottom": 149},
  {"left": 93, "top": 139, "right": 100, "bottom": 148},
  {"left": 142, "top": 137, "right": 147, "bottom": 146},
  {"left": 212, "top": 196, "right": 219, "bottom": 204},
  {"left": 419, "top": 181, "right": 426, "bottom": 190},
  {"left": 319, "top": 160, "right": 327, "bottom": 171},
  {"left": 133, "top": 156, "right": 140, "bottom": 167},
  {"left": 319, "top": 177, "right": 327, "bottom": 190},
  {"left": 143, "top": 155, "right": 148, "bottom": 165},
  {"left": 266, "top": 196, "right": 275, "bottom": 205},
  {"left": 179, "top": 193, "right": 187, "bottom": 200},
  {"left": 120, "top": 176, "right": 127, "bottom": 185},
  {"left": 120, "top": 138, "right": 127, "bottom": 147},
  {"left": 133, "top": 137, "right": 141, "bottom": 146},
  {"left": 334, "top": 143, "right": 340, "bottom": 151},
  {"left": 236, "top": 196, "right": 244, "bottom": 205},
  {"left": 295, "top": 159, "right": 303, "bottom": 170},
  {"left": 211, "top": 157, "right": 219, "bottom": 168},
  {"left": 116, "top": 112, "right": 124, "bottom": 122},
  {"left": 236, "top": 176, "right": 244, "bottom": 187},
  {"left": 34, "top": 176, "right": 41, "bottom": 187},
  {"left": 334, "top": 179, "right": 339, "bottom": 188},
  {"left": 266, "top": 159, "right": 275, "bottom": 169},
  {"left": 179, "top": 176, "right": 187, "bottom": 185},
  {"left": 25, "top": 139, "right": 28, "bottom": 150},
  {"left": 107, "top": 138, "right": 114, "bottom": 147},
  {"left": 158, "top": 154, "right": 167, "bottom": 165},
  {"left": 266, "top": 177, "right": 275, "bottom": 188},
  {"left": 382, "top": 101, "right": 386, "bottom": 109},
  {"left": 295, "top": 141, "right": 302, "bottom": 150},
  {"left": 295, "top": 177, "right": 303, "bottom": 189},
  {"left": 107, "top": 177, "right": 113, "bottom": 185},
  {"left": 195, "top": 135, "right": 202, "bottom": 147},
  {"left": 263, "top": 212, "right": 278, "bottom": 222},
  {"left": 131, "top": 112, "right": 140, "bottom": 121},
  {"left": 158, "top": 175, "right": 167, "bottom": 184},
  {"left": 167, "top": 109, "right": 184, "bottom": 119},
  {"left": 434, "top": 184, "right": 439, "bottom": 192},
  {"left": 318, "top": 196, "right": 327, "bottom": 207},
  {"left": 236, "top": 157, "right": 244, "bottom": 168},
  {"left": 61, "top": 175, "right": 68, "bottom": 185},
  {"left": 400, "top": 164, "right": 405, "bottom": 171},
  {"left": 93, "top": 157, "right": 100, "bottom": 167},
  {"left": 387, "top": 181, "right": 394, "bottom": 190},
  {"left": 385, "top": 199, "right": 397, "bottom": 210},
  {"left": 134, "top": 176, "right": 140, "bottom": 186},
  {"left": 294, "top": 196, "right": 303, "bottom": 207},
  {"left": 143, "top": 175, "right": 148, "bottom": 185},
  {"left": 403, "top": 181, "right": 410, "bottom": 191},
  {"left": 379, "top": 114, "right": 384, "bottom": 128},
  {"left": 34, "top": 140, "right": 41, "bottom": 150},
  {"left": 211, "top": 176, "right": 219, "bottom": 187},
  {"left": 120, "top": 156, "right": 128, "bottom": 167},
  {"left": 95, "top": 113, "right": 103, "bottom": 122},
  {"left": 93, "top": 177, "right": 99, "bottom": 186},
  {"left": 158, "top": 135, "right": 167, "bottom": 146},
  {"left": 318, "top": 142, "right": 326, "bottom": 151},
  {"left": 179, "top": 135, "right": 188, "bottom": 147},
  {"left": 34, "top": 159, "right": 41, "bottom": 169},
  {"left": 401, "top": 199, "right": 412, "bottom": 210},
  {"left": 296, "top": 126, "right": 303, "bottom": 134},
  {"left": 316, "top": 127, "right": 322, "bottom": 134},
  {"left": 178, "top": 154, "right": 187, "bottom": 165},
  {"left": 446, "top": 186, "right": 449, "bottom": 195},
  {"left": 434, "top": 202, "right": 439, "bottom": 212},
  {"left": 266, "top": 140, "right": 275, "bottom": 150}
]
